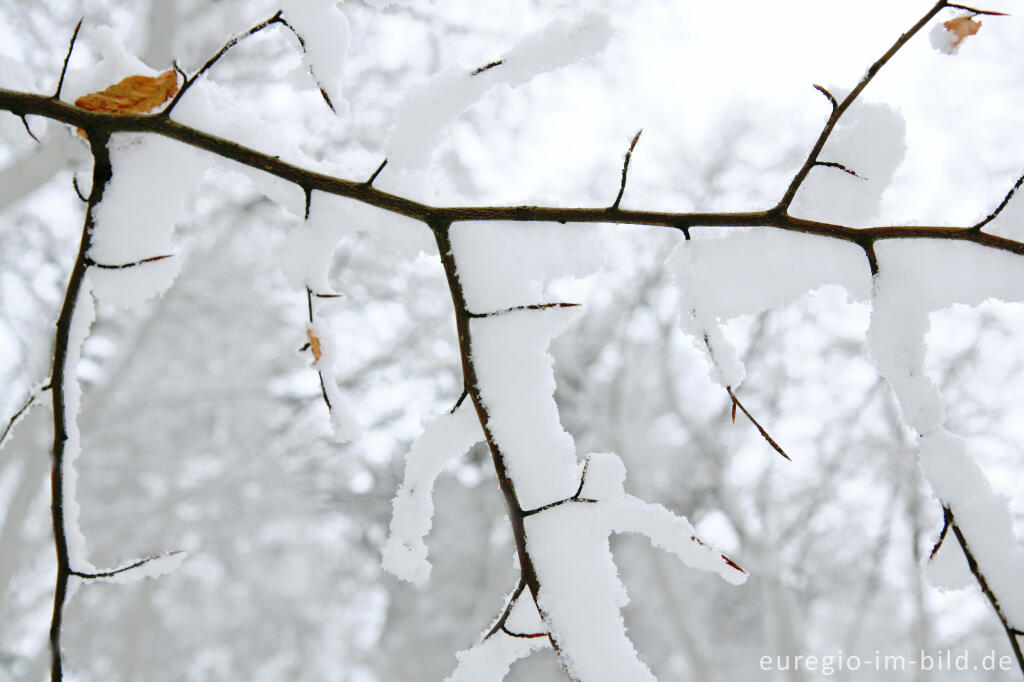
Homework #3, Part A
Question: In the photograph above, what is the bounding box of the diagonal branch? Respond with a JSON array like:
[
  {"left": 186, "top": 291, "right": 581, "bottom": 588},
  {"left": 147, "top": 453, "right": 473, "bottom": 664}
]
[
  {"left": 971, "top": 170, "right": 1024, "bottom": 232},
  {"left": 161, "top": 11, "right": 287, "bottom": 117},
  {"left": 944, "top": 505, "right": 1024, "bottom": 674},
  {"left": 726, "top": 386, "right": 791, "bottom": 461},
  {"left": 776, "top": 1, "right": 951, "bottom": 211}
]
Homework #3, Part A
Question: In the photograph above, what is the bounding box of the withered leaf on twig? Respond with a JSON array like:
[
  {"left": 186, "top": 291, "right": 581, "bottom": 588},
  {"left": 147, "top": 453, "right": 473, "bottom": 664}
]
[
  {"left": 74, "top": 69, "right": 179, "bottom": 114},
  {"left": 943, "top": 15, "right": 982, "bottom": 49},
  {"left": 73, "top": 70, "right": 179, "bottom": 137},
  {"left": 306, "top": 327, "right": 323, "bottom": 363}
]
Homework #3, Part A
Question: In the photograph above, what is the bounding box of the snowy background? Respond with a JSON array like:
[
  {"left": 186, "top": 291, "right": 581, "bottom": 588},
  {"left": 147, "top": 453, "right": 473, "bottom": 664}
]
[{"left": 2, "top": 0, "right": 1024, "bottom": 679}]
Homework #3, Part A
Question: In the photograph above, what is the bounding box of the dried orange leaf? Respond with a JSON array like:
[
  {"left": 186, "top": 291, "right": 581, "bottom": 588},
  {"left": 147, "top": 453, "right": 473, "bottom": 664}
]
[
  {"left": 944, "top": 15, "right": 982, "bottom": 48},
  {"left": 74, "top": 70, "right": 179, "bottom": 115},
  {"left": 306, "top": 327, "right": 322, "bottom": 363}
]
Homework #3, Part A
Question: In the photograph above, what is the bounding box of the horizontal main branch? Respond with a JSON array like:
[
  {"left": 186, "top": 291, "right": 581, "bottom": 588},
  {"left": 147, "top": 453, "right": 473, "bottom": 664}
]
[{"left": 2, "top": 89, "right": 1023, "bottom": 260}]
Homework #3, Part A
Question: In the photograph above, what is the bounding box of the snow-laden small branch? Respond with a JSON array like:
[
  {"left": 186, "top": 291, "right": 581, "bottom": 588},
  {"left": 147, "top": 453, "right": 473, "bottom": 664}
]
[
  {"left": 382, "top": 404, "right": 483, "bottom": 583},
  {"left": 386, "top": 12, "right": 613, "bottom": 169}
]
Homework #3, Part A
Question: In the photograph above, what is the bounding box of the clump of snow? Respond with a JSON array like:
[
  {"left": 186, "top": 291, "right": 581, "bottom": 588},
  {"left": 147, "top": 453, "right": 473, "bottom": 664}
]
[
  {"left": 471, "top": 310, "right": 582, "bottom": 510},
  {"left": 89, "top": 133, "right": 209, "bottom": 306},
  {"left": 280, "top": 0, "right": 351, "bottom": 115},
  {"left": 929, "top": 20, "right": 960, "bottom": 54},
  {"left": 527, "top": 453, "right": 745, "bottom": 682},
  {"left": 450, "top": 222, "right": 605, "bottom": 312},
  {"left": 790, "top": 96, "right": 906, "bottom": 227},
  {"left": 308, "top": 319, "right": 362, "bottom": 443},
  {"left": 668, "top": 228, "right": 871, "bottom": 388},
  {"left": 382, "top": 405, "right": 483, "bottom": 583},
  {"left": 386, "top": 13, "right": 613, "bottom": 169}
]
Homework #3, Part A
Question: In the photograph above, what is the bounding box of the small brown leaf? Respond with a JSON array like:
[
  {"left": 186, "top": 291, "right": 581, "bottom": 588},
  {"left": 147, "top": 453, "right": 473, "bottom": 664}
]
[
  {"left": 75, "top": 70, "right": 179, "bottom": 116},
  {"left": 306, "top": 327, "right": 322, "bottom": 363},
  {"left": 944, "top": 15, "right": 982, "bottom": 48}
]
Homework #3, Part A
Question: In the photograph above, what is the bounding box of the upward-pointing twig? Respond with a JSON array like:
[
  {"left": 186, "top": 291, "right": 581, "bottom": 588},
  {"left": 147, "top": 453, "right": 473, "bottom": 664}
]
[
  {"left": 611, "top": 129, "right": 643, "bottom": 210},
  {"left": 971, "top": 170, "right": 1024, "bottom": 232},
  {"left": 53, "top": 18, "right": 83, "bottom": 100}
]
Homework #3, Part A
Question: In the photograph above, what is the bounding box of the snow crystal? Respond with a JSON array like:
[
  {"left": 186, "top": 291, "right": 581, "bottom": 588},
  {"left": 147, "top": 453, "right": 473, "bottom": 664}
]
[
  {"left": 668, "top": 228, "right": 870, "bottom": 388},
  {"left": 929, "top": 21, "right": 960, "bottom": 55},
  {"left": 280, "top": 0, "right": 351, "bottom": 115},
  {"left": 308, "top": 319, "right": 362, "bottom": 443},
  {"left": 385, "top": 13, "right": 612, "bottom": 169},
  {"left": 89, "top": 133, "right": 208, "bottom": 306},
  {"left": 790, "top": 95, "right": 906, "bottom": 227},
  {"left": 382, "top": 404, "right": 483, "bottom": 583}
]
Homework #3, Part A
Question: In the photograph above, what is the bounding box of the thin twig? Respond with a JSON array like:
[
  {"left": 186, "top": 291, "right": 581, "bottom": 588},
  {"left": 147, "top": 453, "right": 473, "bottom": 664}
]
[
  {"left": 71, "top": 175, "right": 88, "bottom": 203},
  {"left": 945, "top": 3, "right": 1009, "bottom": 16},
  {"left": 450, "top": 387, "right": 469, "bottom": 414},
  {"left": 928, "top": 509, "right": 951, "bottom": 560},
  {"left": 19, "top": 115, "right": 40, "bottom": 143},
  {"left": 726, "top": 386, "right": 792, "bottom": 461},
  {"left": 365, "top": 159, "right": 388, "bottom": 187},
  {"left": 274, "top": 15, "right": 337, "bottom": 113},
  {"left": 813, "top": 161, "right": 864, "bottom": 179},
  {"left": 467, "top": 302, "right": 581, "bottom": 319},
  {"left": 472, "top": 60, "right": 504, "bottom": 76},
  {"left": 485, "top": 578, "right": 527, "bottom": 639},
  {"left": 971, "top": 170, "right": 1024, "bottom": 232},
  {"left": 161, "top": 12, "right": 286, "bottom": 117},
  {"left": 0, "top": 383, "right": 50, "bottom": 449},
  {"left": 812, "top": 83, "right": 838, "bottom": 113},
  {"left": 502, "top": 625, "right": 549, "bottom": 639},
  {"left": 85, "top": 254, "right": 173, "bottom": 270},
  {"left": 53, "top": 18, "right": 83, "bottom": 100},
  {"left": 611, "top": 129, "right": 643, "bottom": 210},
  {"left": 522, "top": 459, "right": 599, "bottom": 517},
  {"left": 70, "top": 551, "right": 184, "bottom": 580}
]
